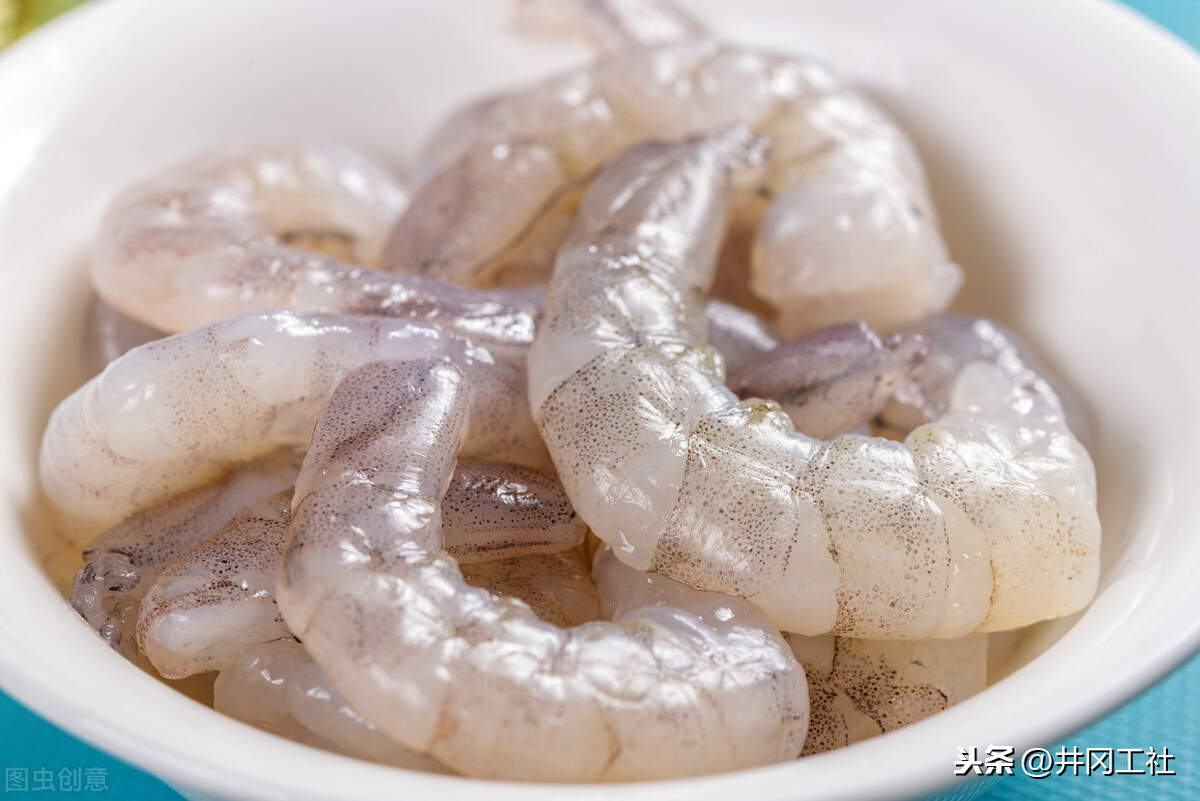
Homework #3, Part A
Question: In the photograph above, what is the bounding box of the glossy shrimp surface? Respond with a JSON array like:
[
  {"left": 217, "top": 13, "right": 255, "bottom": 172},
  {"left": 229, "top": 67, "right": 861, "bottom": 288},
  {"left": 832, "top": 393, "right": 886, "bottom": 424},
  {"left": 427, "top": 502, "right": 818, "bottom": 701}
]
[
  {"left": 787, "top": 634, "right": 986, "bottom": 755},
  {"left": 138, "top": 463, "right": 586, "bottom": 678},
  {"left": 70, "top": 449, "right": 302, "bottom": 658},
  {"left": 214, "top": 547, "right": 599, "bottom": 772},
  {"left": 530, "top": 131, "right": 1100, "bottom": 639},
  {"left": 275, "top": 359, "right": 808, "bottom": 781},
  {"left": 46, "top": 0, "right": 1109, "bottom": 777},
  {"left": 882, "top": 313, "right": 1094, "bottom": 447},
  {"left": 213, "top": 639, "right": 455, "bottom": 772},
  {"left": 40, "top": 309, "right": 546, "bottom": 536},
  {"left": 93, "top": 143, "right": 537, "bottom": 345},
  {"left": 384, "top": 41, "right": 960, "bottom": 335}
]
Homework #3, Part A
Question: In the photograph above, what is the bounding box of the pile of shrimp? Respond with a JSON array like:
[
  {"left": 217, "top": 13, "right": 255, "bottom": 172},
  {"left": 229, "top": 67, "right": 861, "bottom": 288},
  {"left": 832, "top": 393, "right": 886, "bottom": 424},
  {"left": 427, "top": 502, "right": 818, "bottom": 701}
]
[{"left": 41, "top": 0, "right": 1099, "bottom": 783}]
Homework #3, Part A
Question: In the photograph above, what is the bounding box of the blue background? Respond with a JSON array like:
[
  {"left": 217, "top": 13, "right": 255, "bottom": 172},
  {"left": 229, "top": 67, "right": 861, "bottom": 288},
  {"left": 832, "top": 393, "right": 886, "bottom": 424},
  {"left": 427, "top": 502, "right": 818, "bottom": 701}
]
[{"left": 1, "top": 1, "right": 1198, "bottom": 799}]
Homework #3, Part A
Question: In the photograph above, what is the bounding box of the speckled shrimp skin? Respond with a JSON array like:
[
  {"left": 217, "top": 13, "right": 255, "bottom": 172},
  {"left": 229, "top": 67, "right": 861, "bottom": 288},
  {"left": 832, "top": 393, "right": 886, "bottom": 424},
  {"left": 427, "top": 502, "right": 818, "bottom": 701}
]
[
  {"left": 530, "top": 131, "right": 1101, "bottom": 640},
  {"left": 213, "top": 547, "right": 599, "bottom": 773},
  {"left": 39, "top": 309, "right": 546, "bottom": 537},
  {"left": 383, "top": 40, "right": 960, "bottom": 335},
  {"left": 137, "top": 489, "right": 294, "bottom": 679},
  {"left": 92, "top": 143, "right": 537, "bottom": 345},
  {"left": 786, "top": 634, "right": 986, "bottom": 755},
  {"left": 275, "top": 359, "right": 808, "bottom": 781},
  {"left": 440, "top": 460, "right": 587, "bottom": 563},
  {"left": 69, "top": 449, "right": 302, "bottom": 659},
  {"left": 137, "top": 462, "right": 587, "bottom": 678},
  {"left": 462, "top": 548, "right": 599, "bottom": 627}
]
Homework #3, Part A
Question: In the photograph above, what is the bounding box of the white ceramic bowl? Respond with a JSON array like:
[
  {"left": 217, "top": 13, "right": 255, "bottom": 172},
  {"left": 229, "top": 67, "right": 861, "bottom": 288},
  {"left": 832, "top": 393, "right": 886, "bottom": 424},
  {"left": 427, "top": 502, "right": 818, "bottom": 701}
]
[{"left": 2, "top": 1, "right": 1199, "bottom": 799}]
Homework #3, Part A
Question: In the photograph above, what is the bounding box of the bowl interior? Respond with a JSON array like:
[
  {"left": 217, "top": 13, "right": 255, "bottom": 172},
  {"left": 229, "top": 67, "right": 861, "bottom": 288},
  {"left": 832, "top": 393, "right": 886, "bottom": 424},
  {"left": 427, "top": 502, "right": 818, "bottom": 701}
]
[{"left": 1, "top": 1, "right": 1199, "bottom": 799}]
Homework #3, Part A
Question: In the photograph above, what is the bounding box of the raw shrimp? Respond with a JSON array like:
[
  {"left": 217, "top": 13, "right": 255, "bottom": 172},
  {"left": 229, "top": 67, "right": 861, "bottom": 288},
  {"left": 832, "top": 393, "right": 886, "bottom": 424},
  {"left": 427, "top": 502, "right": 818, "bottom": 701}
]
[
  {"left": 213, "top": 639, "right": 453, "bottom": 772},
  {"left": 462, "top": 548, "right": 599, "bottom": 627},
  {"left": 93, "top": 143, "right": 537, "bottom": 345},
  {"left": 880, "top": 313, "right": 1095, "bottom": 447},
  {"left": 728, "top": 322, "right": 927, "bottom": 439},
  {"left": 466, "top": 283, "right": 781, "bottom": 376},
  {"left": 215, "top": 546, "right": 597, "bottom": 774},
  {"left": 40, "top": 309, "right": 546, "bottom": 536},
  {"left": 138, "top": 489, "right": 293, "bottom": 678},
  {"left": 417, "top": 0, "right": 701, "bottom": 178},
  {"left": 69, "top": 449, "right": 302, "bottom": 659},
  {"left": 440, "top": 461, "right": 587, "bottom": 564},
  {"left": 786, "top": 634, "right": 986, "bottom": 755},
  {"left": 275, "top": 359, "right": 807, "bottom": 781},
  {"left": 383, "top": 40, "right": 960, "bottom": 335},
  {"left": 530, "top": 131, "right": 1100, "bottom": 640},
  {"left": 138, "top": 463, "right": 587, "bottom": 677}
]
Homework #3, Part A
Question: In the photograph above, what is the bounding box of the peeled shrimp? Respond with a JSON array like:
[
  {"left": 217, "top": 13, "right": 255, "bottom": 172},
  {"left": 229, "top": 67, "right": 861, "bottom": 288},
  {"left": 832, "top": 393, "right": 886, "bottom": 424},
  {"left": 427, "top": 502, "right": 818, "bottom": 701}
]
[
  {"left": 530, "top": 130, "right": 1100, "bottom": 640},
  {"left": 383, "top": 40, "right": 960, "bottom": 335},
  {"left": 275, "top": 359, "right": 807, "bottom": 781},
  {"left": 214, "top": 548, "right": 597, "bottom": 772},
  {"left": 418, "top": 0, "right": 701, "bottom": 179},
  {"left": 462, "top": 548, "right": 599, "bottom": 627},
  {"left": 426, "top": 460, "right": 589, "bottom": 563},
  {"left": 465, "top": 283, "right": 781, "bottom": 377},
  {"left": 69, "top": 448, "right": 302, "bottom": 658},
  {"left": 138, "top": 463, "right": 586, "bottom": 678},
  {"left": 728, "top": 321, "right": 927, "bottom": 439},
  {"left": 40, "top": 309, "right": 545, "bottom": 536},
  {"left": 787, "top": 634, "right": 986, "bottom": 755},
  {"left": 138, "top": 489, "right": 294, "bottom": 678},
  {"left": 93, "top": 143, "right": 537, "bottom": 345},
  {"left": 213, "top": 639, "right": 453, "bottom": 772}
]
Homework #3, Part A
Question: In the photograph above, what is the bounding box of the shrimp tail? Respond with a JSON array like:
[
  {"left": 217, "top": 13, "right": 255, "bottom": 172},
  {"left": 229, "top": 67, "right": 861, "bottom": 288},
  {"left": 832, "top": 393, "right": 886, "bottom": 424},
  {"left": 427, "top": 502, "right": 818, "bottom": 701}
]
[{"left": 728, "top": 322, "right": 927, "bottom": 438}]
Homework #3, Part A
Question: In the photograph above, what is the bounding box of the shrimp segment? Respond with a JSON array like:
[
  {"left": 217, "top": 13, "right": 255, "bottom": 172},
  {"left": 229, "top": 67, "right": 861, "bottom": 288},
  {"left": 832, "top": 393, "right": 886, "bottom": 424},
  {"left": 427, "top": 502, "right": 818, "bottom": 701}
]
[
  {"left": 530, "top": 132, "right": 1100, "bottom": 640},
  {"left": 787, "top": 634, "right": 986, "bottom": 755},
  {"left": 463, "top": 548, "right": 599, "bottom": 627},
  {"left": 69, "top": 449, "right": 302, "bottom": 658},
  {"left": 138, "top": 463, "right": 586, "bottom": 678},
  {"left": 275, "top": 359, "right": 807, "bottom": 781},
  {"left": 137, "top": 489, "right": 294, "bottom": 678},
  {"left": 214, "top": 548, "right": 599, "bottom": 771},
  {"left": 213, "top": 640, "right": 454, "bottom": 772},
  {"left": 384, "top": 41, "right": 960, "bottom": 335},
  {"left": 40, "top": 310, "right": 545, "bottom": 536},
  {"left": 93, "top": 143, "right": 537, "bottom": 345}
]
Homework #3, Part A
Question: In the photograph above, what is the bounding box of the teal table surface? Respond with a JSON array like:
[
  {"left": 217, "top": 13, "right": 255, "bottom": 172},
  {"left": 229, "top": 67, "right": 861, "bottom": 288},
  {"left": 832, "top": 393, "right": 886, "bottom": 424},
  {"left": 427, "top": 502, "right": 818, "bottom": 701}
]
[{"left": 1, "top": 1, "right": 1198, "bottom": 800}]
